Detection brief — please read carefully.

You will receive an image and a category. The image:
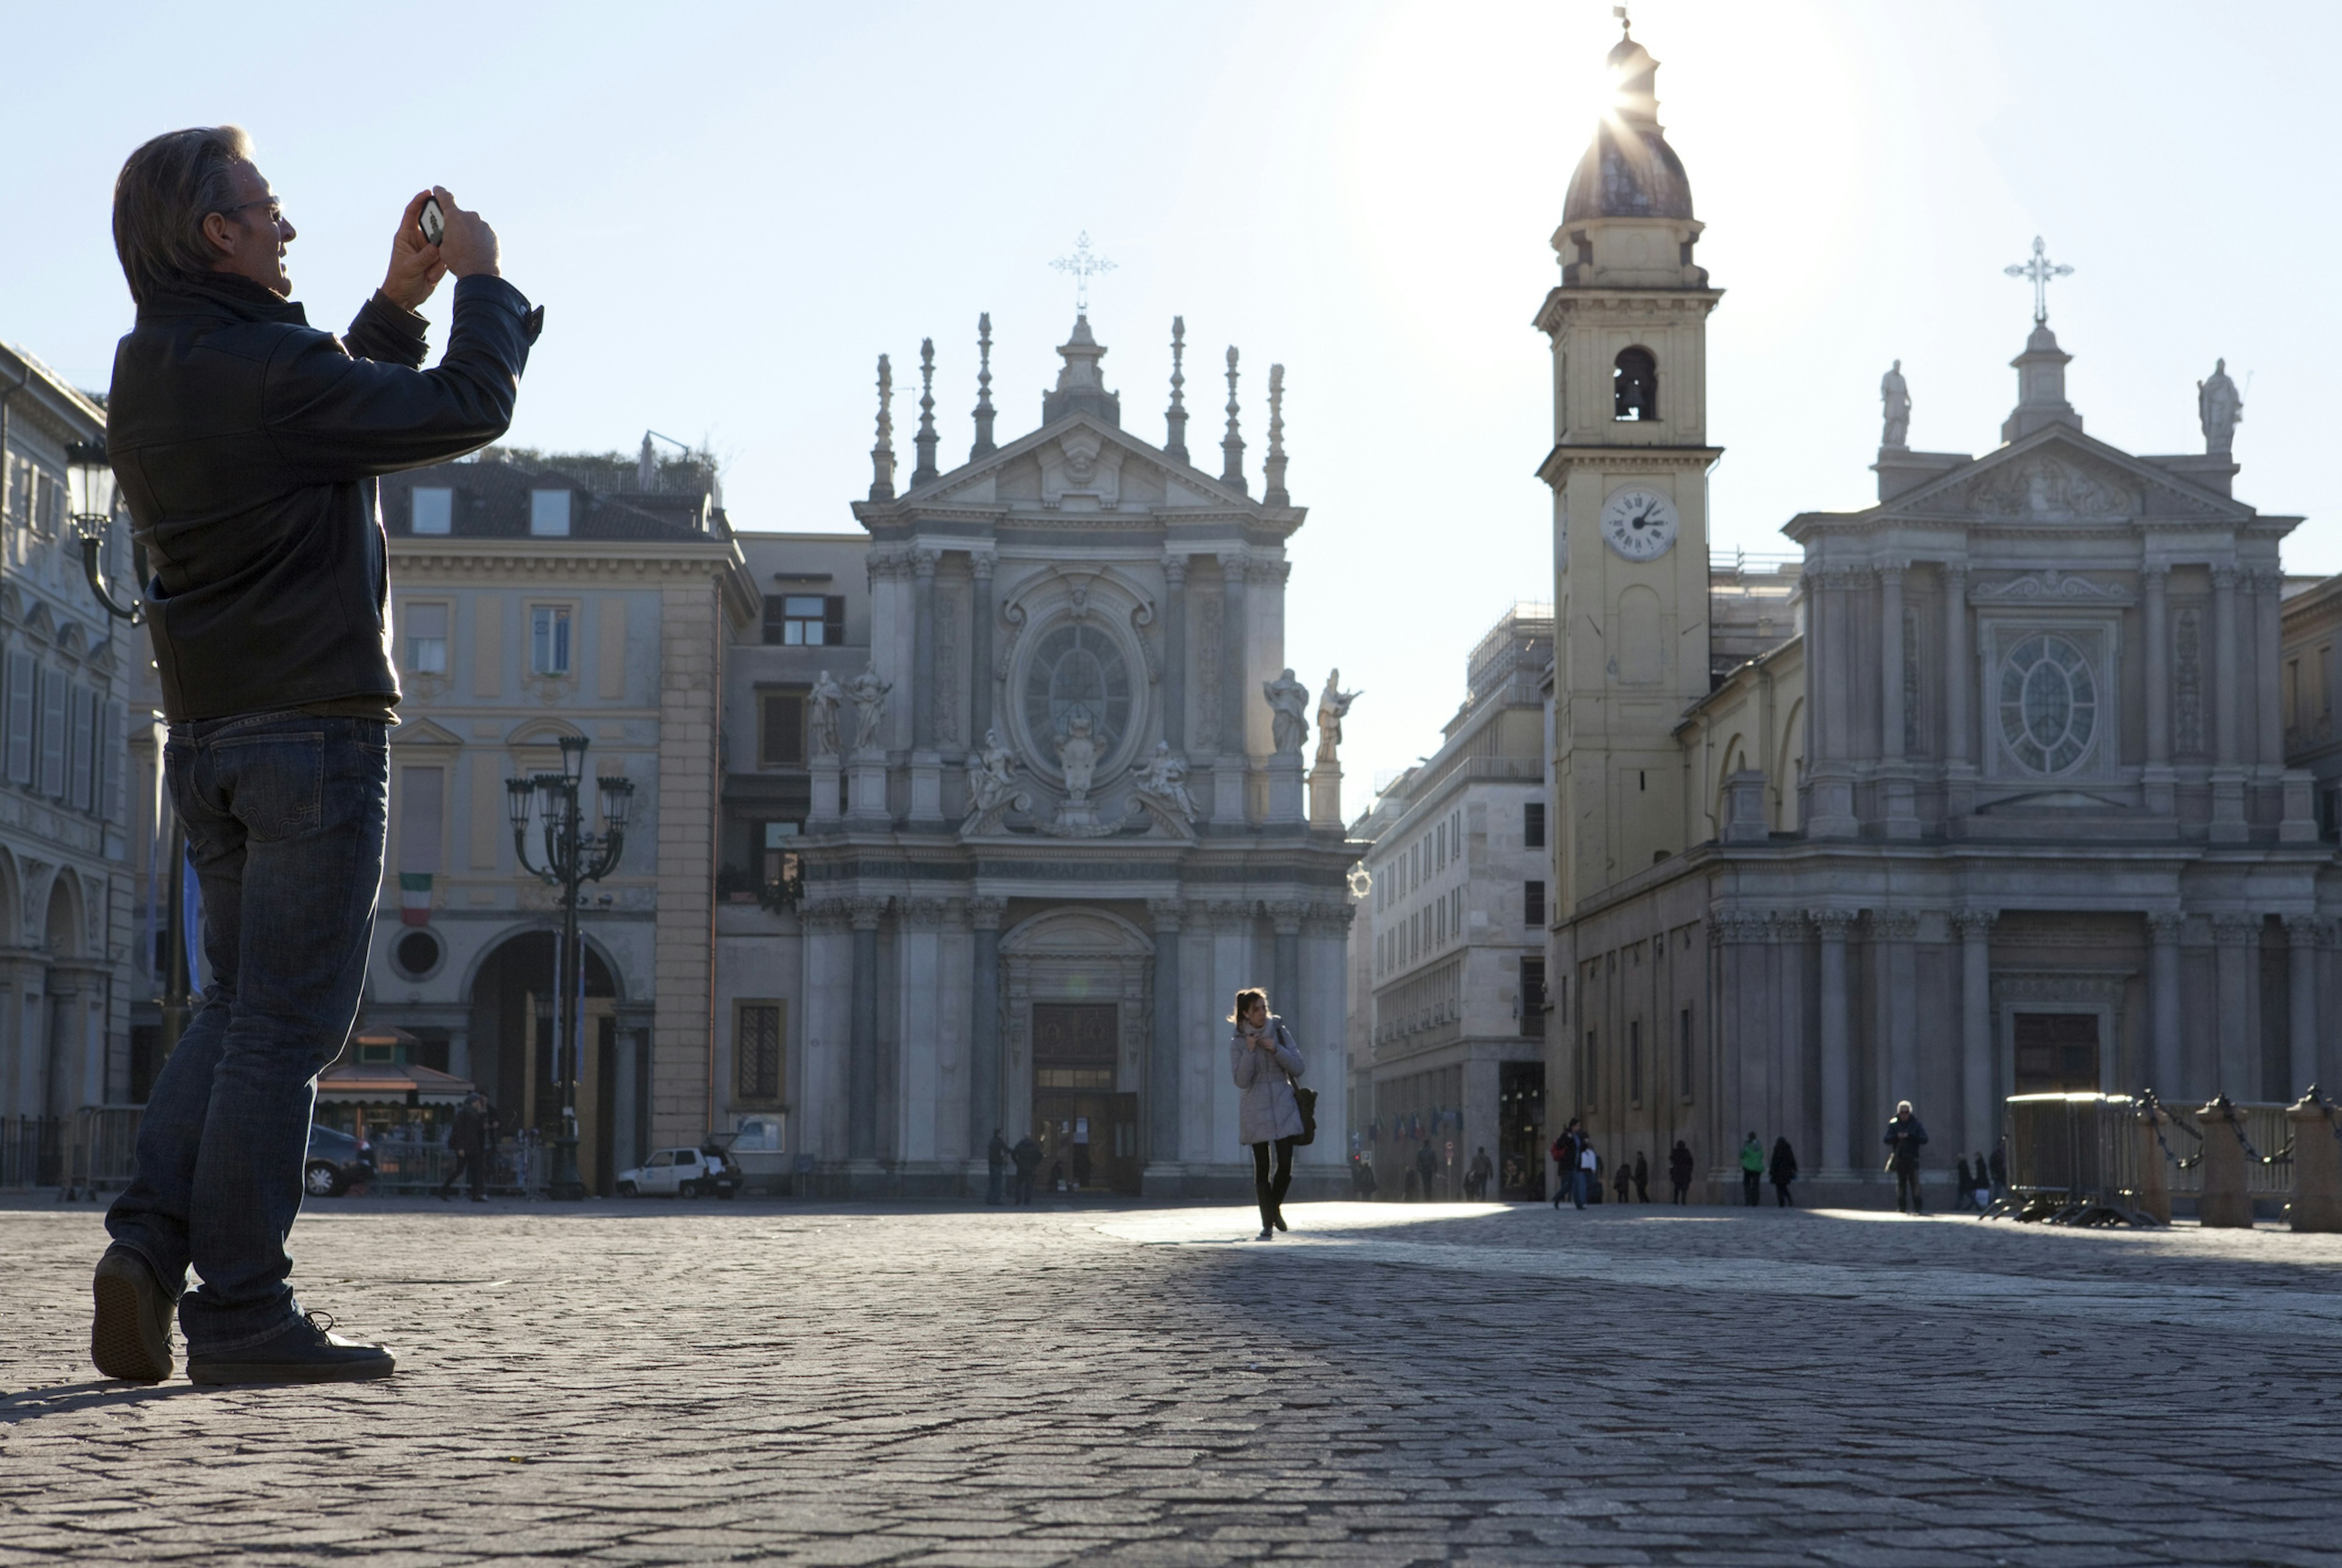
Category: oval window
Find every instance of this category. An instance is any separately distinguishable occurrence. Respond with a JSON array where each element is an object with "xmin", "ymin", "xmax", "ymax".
[
  {"xmin": 1998, "ymin": 634, "xmax": 2097, "ymax": 774},
  {"xmin": 1022, "ymin": 621, "xmax": 1133, "ymax": 763}
]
